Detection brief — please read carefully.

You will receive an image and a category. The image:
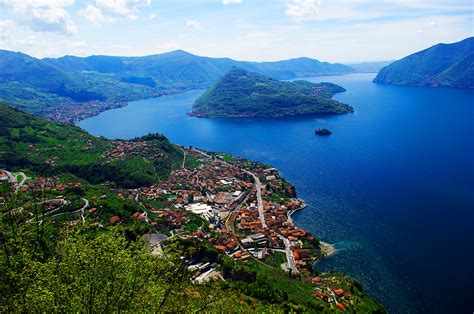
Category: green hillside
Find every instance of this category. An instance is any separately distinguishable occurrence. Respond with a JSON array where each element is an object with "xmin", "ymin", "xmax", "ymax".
[
  {"xmin": 373, "ymin": 37, "xmax": 474, "ymax": 88},
  {"xmin": 192, "ymin": 67, "xmax": 353, "ymax": 118},
  {"xmin": 0, "ymin": 105, "xmax": 182, "ymax": 188}
]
